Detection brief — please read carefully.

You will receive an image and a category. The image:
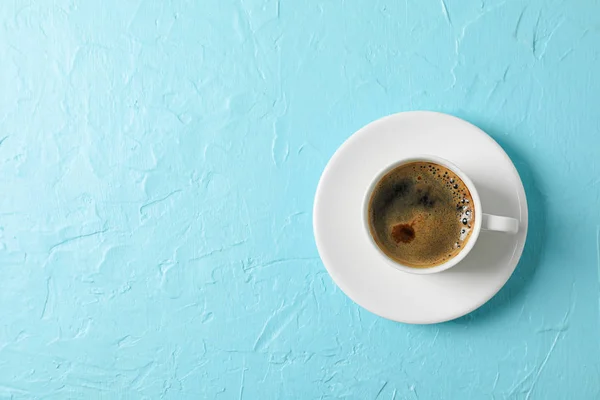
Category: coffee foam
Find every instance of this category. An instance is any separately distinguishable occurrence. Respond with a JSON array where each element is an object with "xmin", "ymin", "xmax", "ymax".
[{"xmin": 368, "ymin": 162, "xmax": 475, "ymax": 268}]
